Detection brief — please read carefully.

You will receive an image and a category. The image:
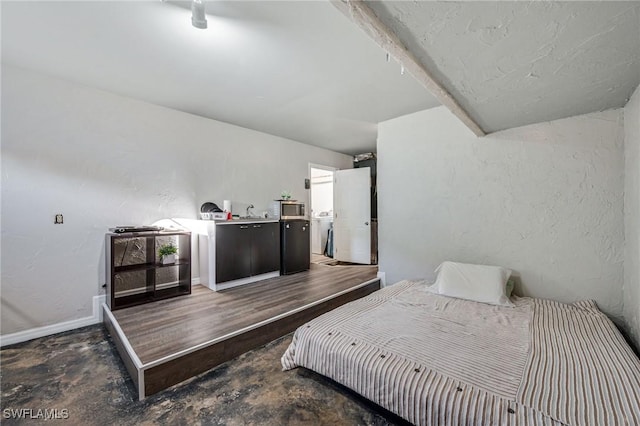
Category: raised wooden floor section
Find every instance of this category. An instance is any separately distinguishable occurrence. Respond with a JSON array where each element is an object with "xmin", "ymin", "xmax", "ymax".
[{"xmin": 103, "ymin": 263, "xmax": 380, "ymax": 399}]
